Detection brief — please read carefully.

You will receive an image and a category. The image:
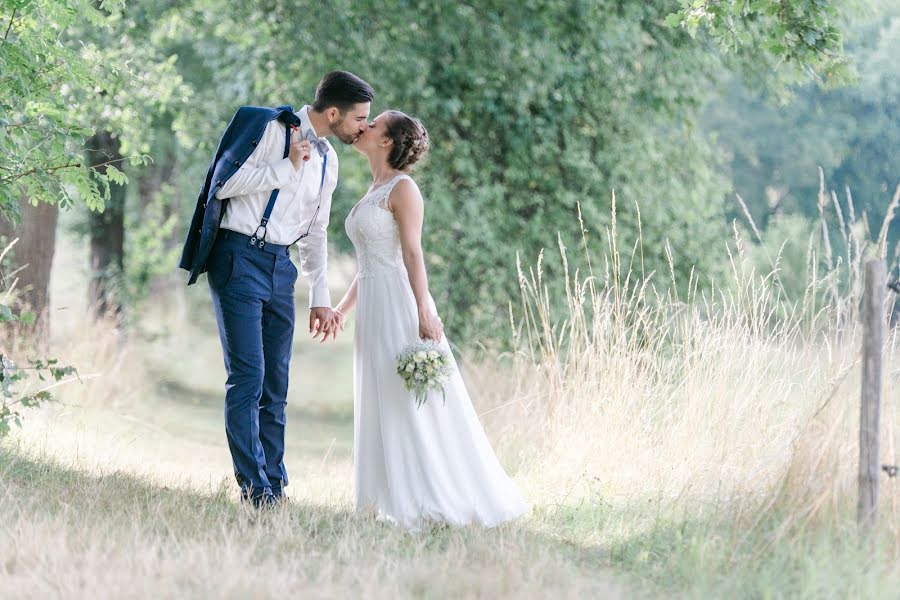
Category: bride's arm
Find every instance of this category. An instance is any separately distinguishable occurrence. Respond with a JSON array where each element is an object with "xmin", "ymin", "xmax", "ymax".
[
  {"xmin": 335, "ymin": 275, "xmax": 359, "ymax": 320},
  {"xmin": 391, "ymin": 179, "xmax": 444, "ymax": 341}
]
